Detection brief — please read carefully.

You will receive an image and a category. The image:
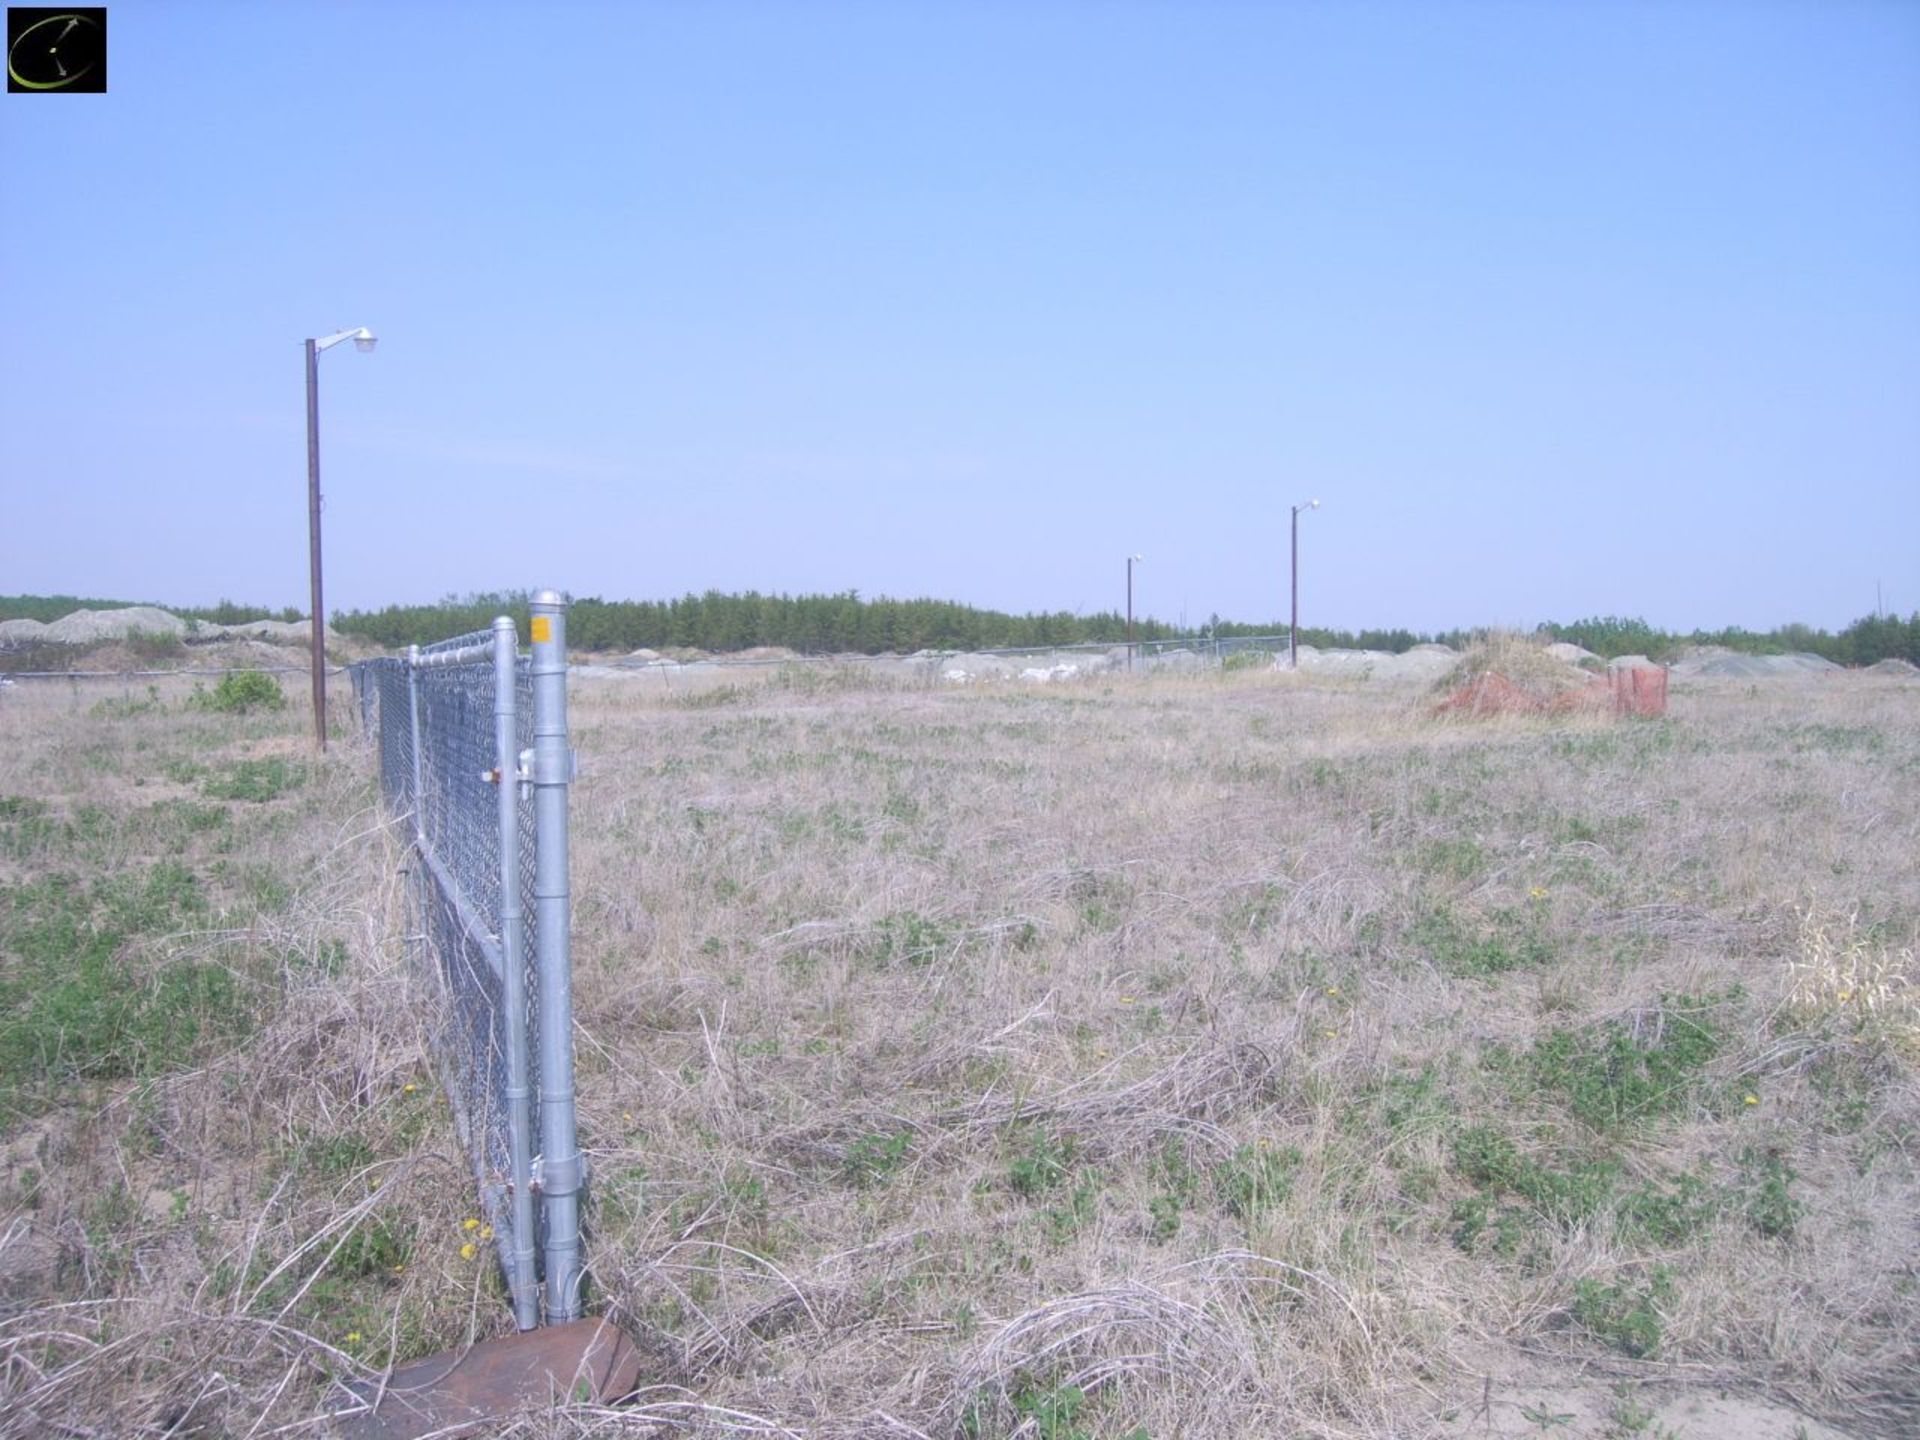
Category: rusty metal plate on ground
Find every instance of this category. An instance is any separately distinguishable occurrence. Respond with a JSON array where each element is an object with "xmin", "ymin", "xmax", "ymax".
[{"xmin": 329, "ymin": 1317, "xmax": 643, "ymax": 1438}]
